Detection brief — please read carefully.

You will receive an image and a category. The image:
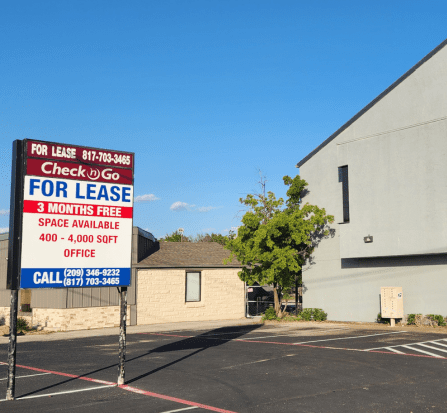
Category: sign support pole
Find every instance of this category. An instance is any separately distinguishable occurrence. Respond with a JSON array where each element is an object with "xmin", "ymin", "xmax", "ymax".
[
  {"xmin": 6, "ymin": 140, "xmax": 25, "ymax": 401},
  {"xmin": 118, "ymin": 286, "xmax": 127, "ymax": 385},
  {"xmin": 6, "ymin": 290, "xmax": 19, "ymax": 400}
]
